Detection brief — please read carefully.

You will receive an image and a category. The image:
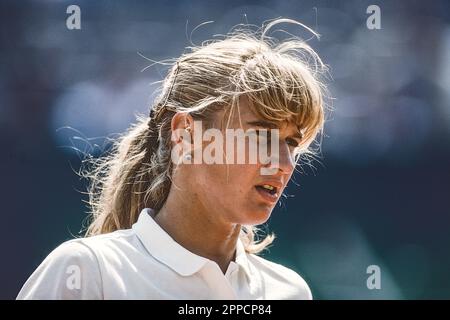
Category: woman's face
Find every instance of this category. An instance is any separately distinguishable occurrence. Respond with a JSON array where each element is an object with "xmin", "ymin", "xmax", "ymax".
[{"xmin": 175, "ymin": 100, "xmax": 303, "ymax": 226}]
